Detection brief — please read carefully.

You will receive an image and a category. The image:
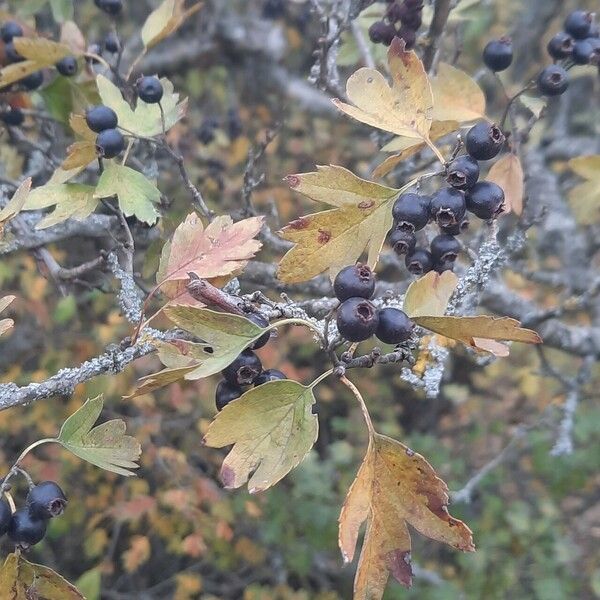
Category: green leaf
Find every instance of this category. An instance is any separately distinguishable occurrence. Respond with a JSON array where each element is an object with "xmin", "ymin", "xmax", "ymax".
[
  {"xmin": 75, "ymin": 568, "xmax": 101, "ymax": 600},
  {"xmin": 57, "ymin": 395, "xmax": 141, "ymax": 476},
  {"xmin": 203, "ymin": 380, "xmax": 319, "ymax": 492},
  {"xmin": 94, "ymin": 162, "xmax": 161, "ymax": 225},
  {"xmin": 49, "ymin": 0, "xmax": 74, "ymax": 21},
  {"xmin": 96, "ymin": 74, "xmax": 187, "ymax": 137}
]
